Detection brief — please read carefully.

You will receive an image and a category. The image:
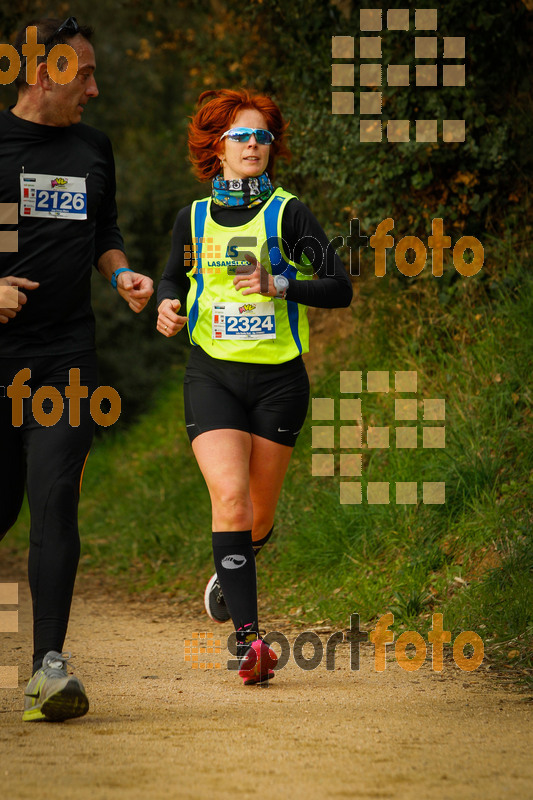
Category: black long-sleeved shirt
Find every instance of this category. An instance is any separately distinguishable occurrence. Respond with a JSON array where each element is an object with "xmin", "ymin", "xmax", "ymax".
[
  {"xmin": 0, "ymin": 109, "xmax": 124, "ymax": 356},
  {"xmin": 157, "ymin": 197, "xmax": 353, "ymax": 310}
]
